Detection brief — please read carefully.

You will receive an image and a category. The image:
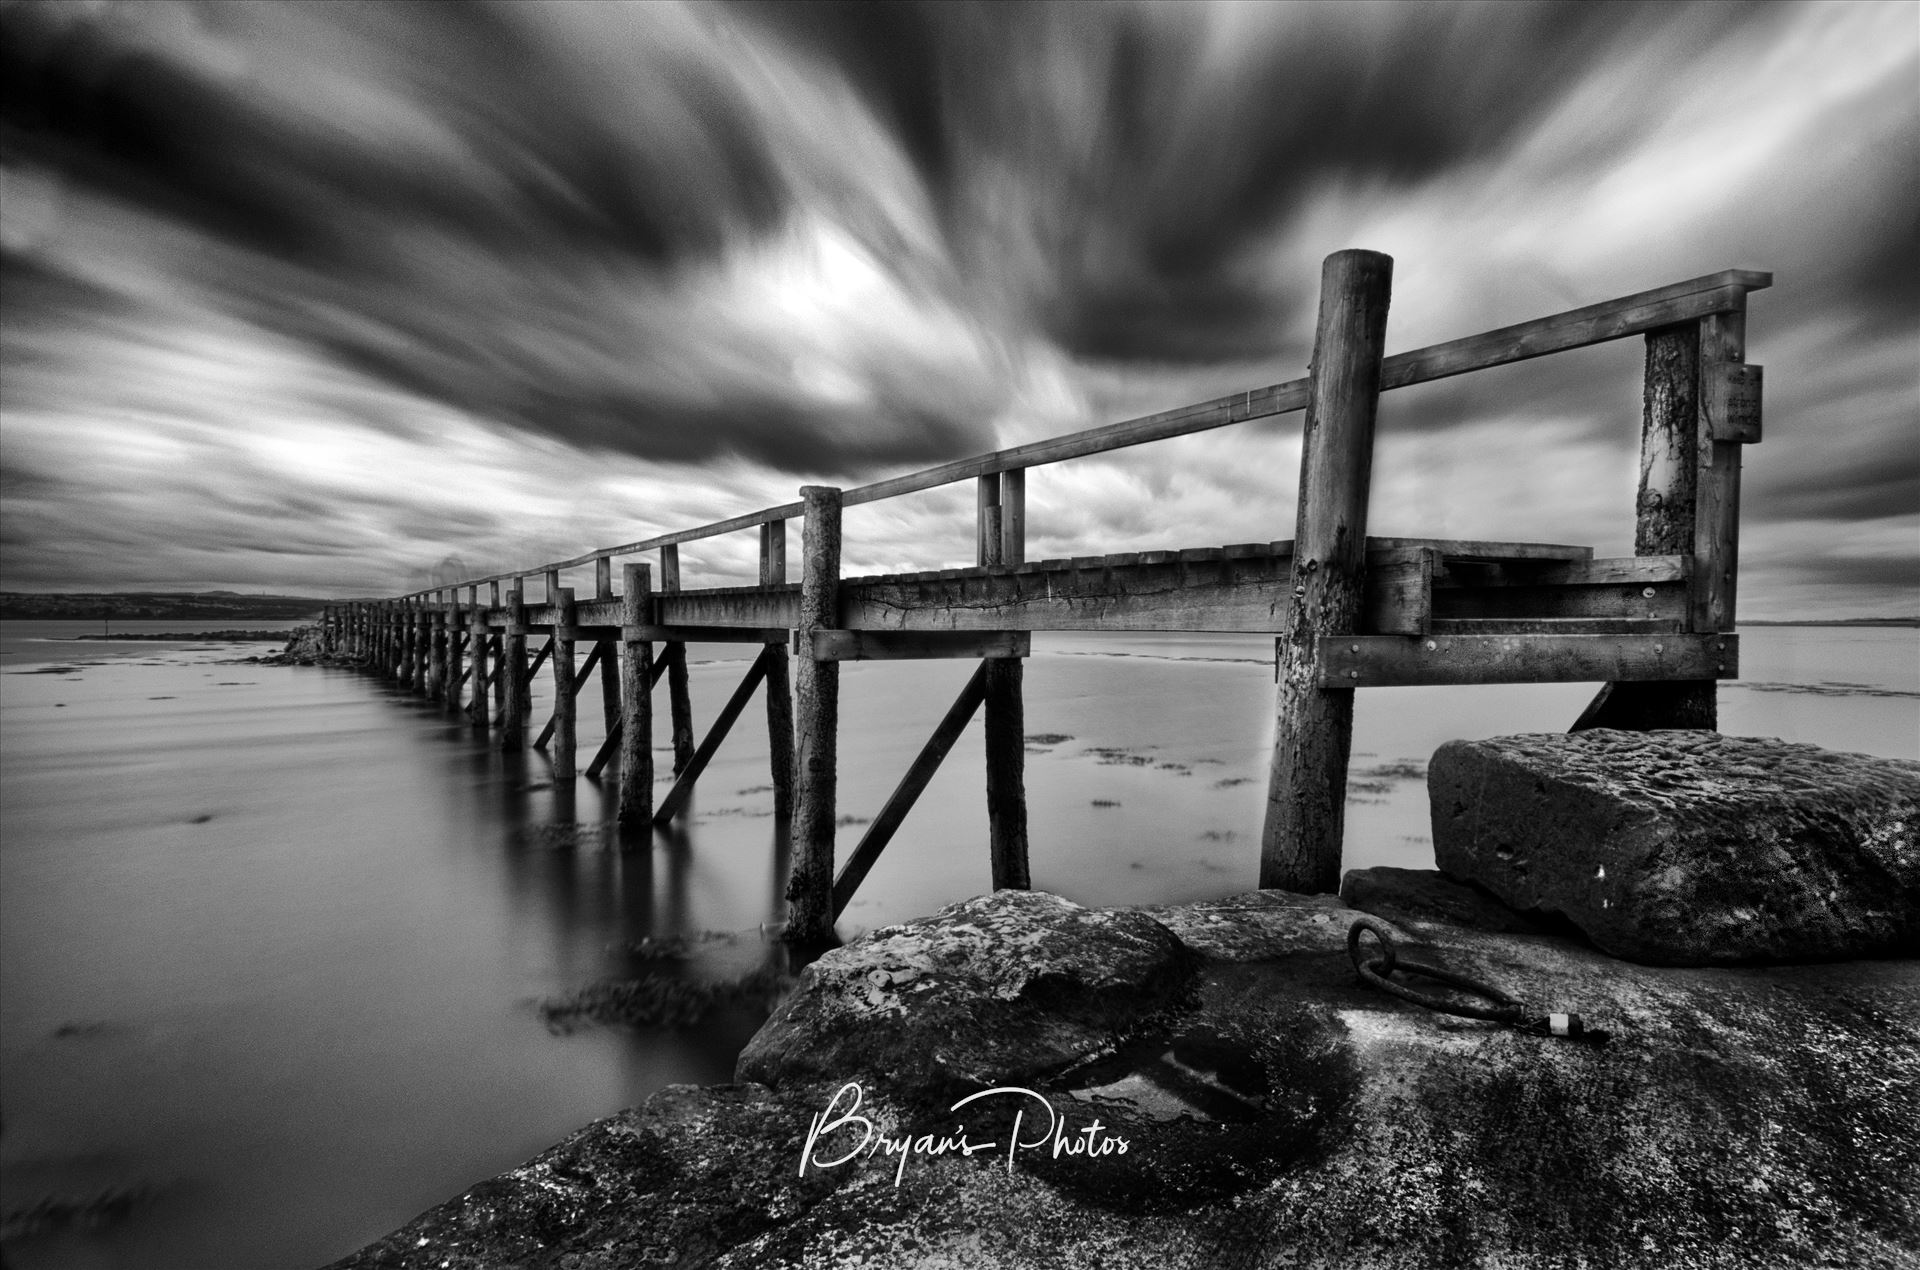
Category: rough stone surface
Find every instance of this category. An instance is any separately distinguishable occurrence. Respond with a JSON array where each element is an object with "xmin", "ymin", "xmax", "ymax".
[
  {"xmin": 1431, "ymin": 730, "xmax": 1920, "ymax": 965},
  {"xmin": 736, "ymin": 890, "xmax": 1199, "ymax": 1104},
  {"xmin": 1340, "ymin": 865, "xmax": 1552, "ymax": 936},
  {"xmin": 330, "ymin": 887, "xmax": 1920, "ymax": 1270}
]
